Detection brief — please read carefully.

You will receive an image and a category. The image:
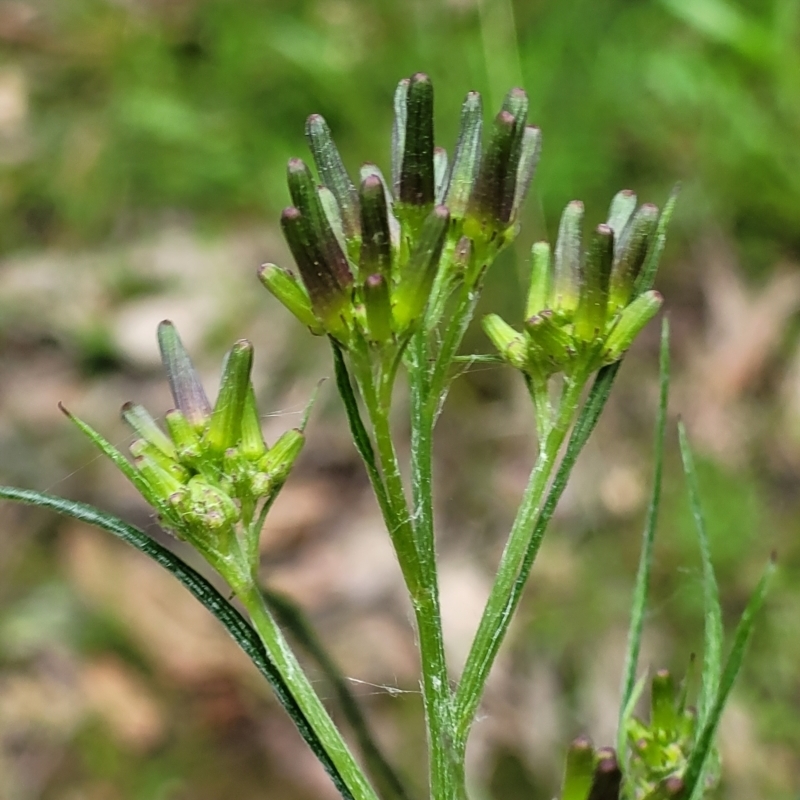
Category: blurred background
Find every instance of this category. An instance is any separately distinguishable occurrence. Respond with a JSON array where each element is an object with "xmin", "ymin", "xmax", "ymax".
[{"xmin": 0, "ymin": 0, "xmax": 799, "ymax": 798}]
